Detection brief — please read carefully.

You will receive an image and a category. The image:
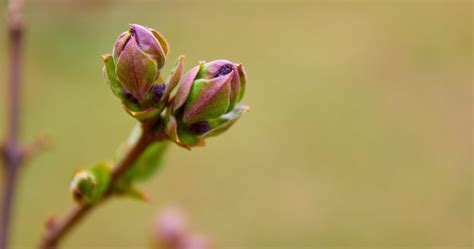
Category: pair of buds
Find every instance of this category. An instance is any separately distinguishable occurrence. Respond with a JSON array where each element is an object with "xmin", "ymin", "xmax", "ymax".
[{"xmin": 102, "ymin": 24, "xmax": 249, "ymax": 148}]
